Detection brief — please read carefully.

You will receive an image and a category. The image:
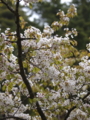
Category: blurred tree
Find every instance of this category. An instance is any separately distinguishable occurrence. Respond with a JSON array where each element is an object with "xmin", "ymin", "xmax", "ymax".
[
  {"xmin": 33, "ymin": 0, "xmax": 64, "ymax": 25},
  {"xmin": 69, "ymin": 0, "xmax": 90, "ymax": 49},
  {"xmin": 0, "ymin": 2, "xmax": 38, "ymax": 32},
  {"xmin": 0, "ymin": 3, "xmax": 15, "ymax": 31},
  {"xmin": 0, "ymin": 0, "xmax": 71, "ymax": 36},
  {"xmin": 32, "ymin": 0, "xmax": 68, "ymax": 34}
]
